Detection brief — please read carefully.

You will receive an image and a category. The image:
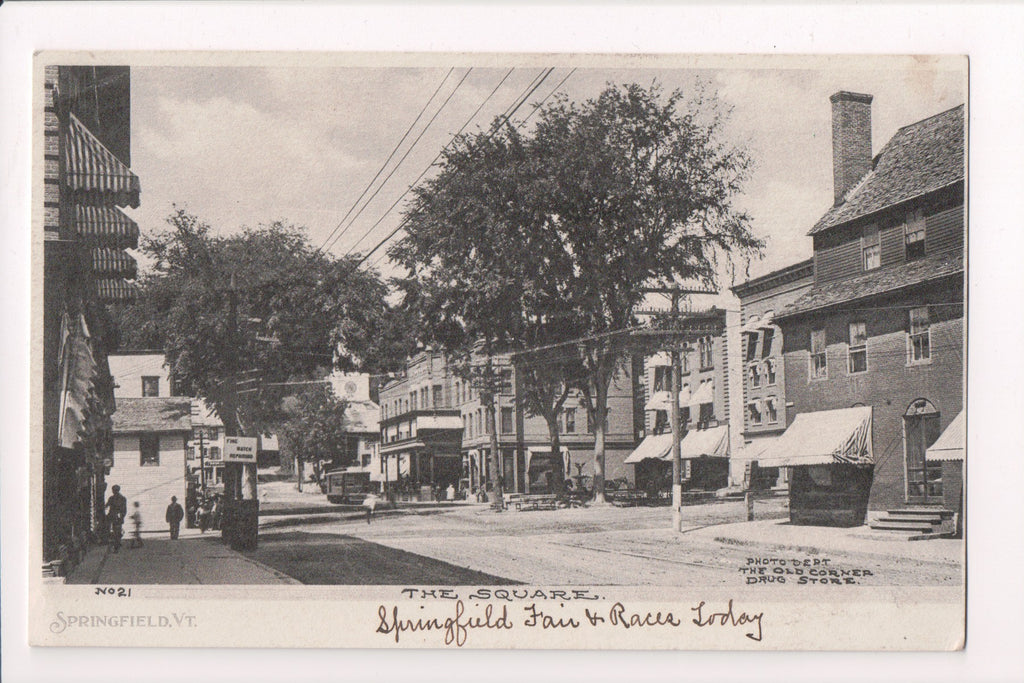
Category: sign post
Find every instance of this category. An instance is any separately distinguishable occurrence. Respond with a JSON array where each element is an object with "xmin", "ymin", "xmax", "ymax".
[{"xmin": 221, "ymin": 436, "xmax": 259, "ymax": 550}]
